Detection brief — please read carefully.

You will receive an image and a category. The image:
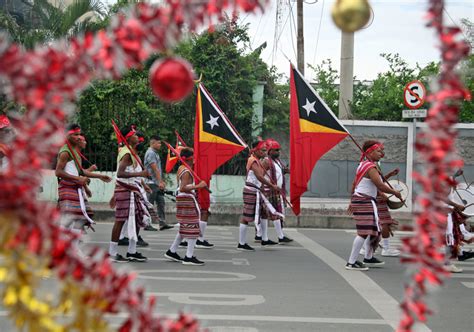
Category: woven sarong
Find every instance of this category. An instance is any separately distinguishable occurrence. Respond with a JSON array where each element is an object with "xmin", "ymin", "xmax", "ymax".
[
  {"xmin": 376, "ymin": 196, "xmax": 398, "ymax": 226},
  {"xmin": 114, "ymin": 182, "xmax": 146, "ymax": 228},
  {"xmin": 58, "ymin": 179, "xmax": 94, "ymax": 224},
  {"xmin": 242, "ymin": 186, "xmax": 268, "ymax": 224},
  {"xmin": 350, "ymin": 194, "xmax": 380, "ymax": 238},
  {"xmin": 176, "ymin": 194, "xmax": 200, "ymax": 239}
]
